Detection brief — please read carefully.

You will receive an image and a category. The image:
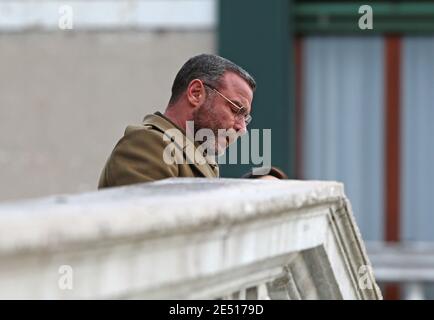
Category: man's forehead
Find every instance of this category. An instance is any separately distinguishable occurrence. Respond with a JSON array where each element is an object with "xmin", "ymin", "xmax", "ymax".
[
  {"xmin": 221, "ymin": 72, "xmax": 253, "ymax": 93},
  {"xmin": 220, "ymin": 72, "xmax": 254, "ymax": 107}
]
